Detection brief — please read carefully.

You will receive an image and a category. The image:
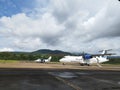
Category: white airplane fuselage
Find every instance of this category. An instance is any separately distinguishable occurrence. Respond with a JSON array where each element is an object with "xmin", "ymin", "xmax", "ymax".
[
  {"xmin": 59, "ymin": 56, "xmax": 83, "ymax": 63},
  {"xmin": 59, "ymin": 56, "xmax": 109, "ymax": 65},
  {"xmin": 89, "ymin": 56, "xmax": 109, "ymax": 63}
]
